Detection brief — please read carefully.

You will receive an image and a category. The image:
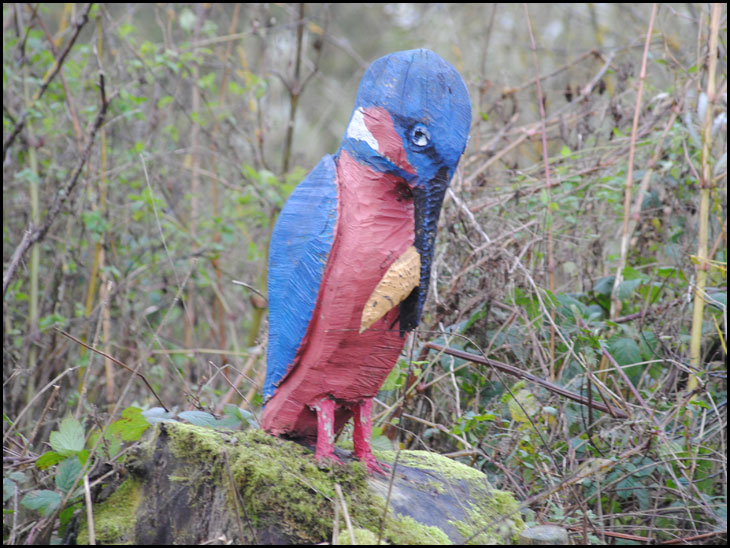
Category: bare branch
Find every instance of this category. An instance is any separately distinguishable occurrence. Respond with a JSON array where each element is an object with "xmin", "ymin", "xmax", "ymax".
[
  {"xmin": 3, "ymin": 71, "xmax": 111, "ymax": 296},
  {"xmin": 2, "ymin": 3, "xmax": 93, "ymax": 158}
]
